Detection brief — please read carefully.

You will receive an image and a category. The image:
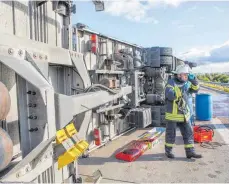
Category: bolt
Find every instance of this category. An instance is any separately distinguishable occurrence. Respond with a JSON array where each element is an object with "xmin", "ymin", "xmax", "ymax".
[
  {"xmin": 45, "ymin": 55, "xmax": 48, "ymax": 60},
  {"xmin": 16, "ymin": 173, "xmax": 20, "ymax": 178},
  {"xmin": 18, "ymin": 50, "xmax": 23, "ymax": 56},
  {"xmin": 29, "ymin": 127, "xmax": 38, "ymax": 132},
  {"xmin": 8, "ymin": 48, "xmax": 14, "ymax": 55},
  {"xmin": 27, "ymin": 91, "xmax": 32, "ymax": 94},
  {"xmin": 28, "ymin": 115, "xmax": 33, "ymax": 119},
  {"xmin": 32, "ymin": 91, "xmax": 36, "ymax": 95},
  {"xmin": 39, "ymin": 55, "xmax": 43, "ymax": 59},
  {"xmin": 28, "ymin": 115, "xmax": 37, "ymax": 120},
  {"xmin": 33, "ymin": 53, "xmax": 37, "ymax": 59}
]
